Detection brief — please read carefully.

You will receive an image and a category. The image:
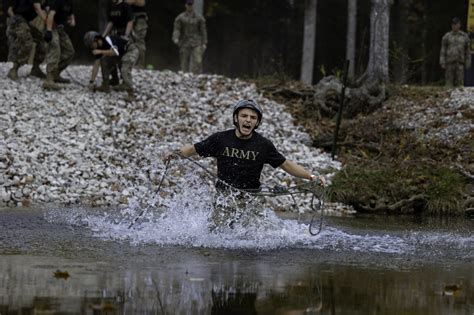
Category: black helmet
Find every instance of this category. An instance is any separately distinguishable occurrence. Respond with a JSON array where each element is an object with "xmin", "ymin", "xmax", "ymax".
[
  {"xmin": 83, "ymin": 31, "xmax": 100, "ymax": 48},
  {"xmin": 232, "ymin": 99, "xmax": 263, "ymax": 129}
]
